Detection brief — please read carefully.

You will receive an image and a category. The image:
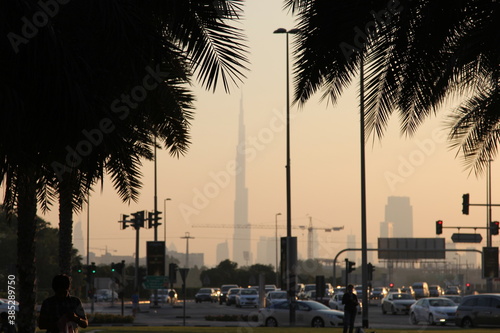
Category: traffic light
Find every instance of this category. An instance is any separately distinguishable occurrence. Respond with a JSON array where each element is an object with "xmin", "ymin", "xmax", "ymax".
[
  {"xmin": 389, "ymin": 283, "xmax": 394, "ymax": 288},
  {"xmin": 347, "ymin": 261, "xmax": 356, "ymax": 273},
  {"xmin": 85, "ymin": 265, "xmax": 92, "ymax": 283},
  {"xmin": 147, "ymin": 211, "xmax": 163, "ymax": 228},
  {"xmin": 111, "ymin": 262, "xmax": 116, "ymax": 272},
  {"xmin": 462, "ymin": 193, "xmax": 469, "ymax": 215},
  {"xmin": 115, "ymin": 260, "xmax": 125, "ymax": 274},
  {"xmin": 367, "ymin": 263, "xmax": 375, "ymax": 280},
  {"xmin": 436, "ymin": 220, "xmax": 443, "ymax": 235},
  {"xmin": 131, "ymin": 211, "xmax": 145, "ymax": 228},
  {"xmin": 491, "ymin": 221, "xmax": 499, "ymax": 235},
  {"xmin": 147, "ymin": 212, "xmax": 154, "ymax": 228},
  {"xmin": 169, "ymin": 263, "xmax": 178, "ymax": 284},
  {"xmin": 466, "ymin": 283, "xmax": 471, "ymax": 291},
  {"xmin": 155, "ymin": 210, "xmax": 162, "ymax": 225},
  {"xmin": 120, "ymin": 214, "xmax": 129, "ymax": 229},
  {"xmin": 76, "ymin": 265, "xmax": 83, "ymax": 273}
]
